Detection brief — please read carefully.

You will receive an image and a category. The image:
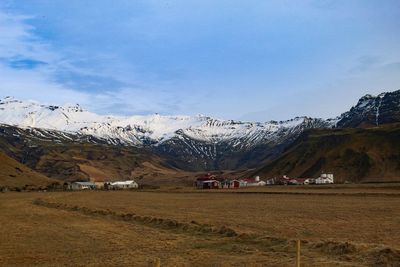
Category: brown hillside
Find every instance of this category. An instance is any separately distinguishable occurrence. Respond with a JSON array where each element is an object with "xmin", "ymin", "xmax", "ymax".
[
  {"xmin": 252, "ymin": 123, "xmax": 400, "ymax": 182},
  {"xmin": 0, "ymin": 152, "xmax": 57, "ymax": 189},
  {"xmin": 23, "ymin": 144, "xmax": 193, "ymax": 185}
]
